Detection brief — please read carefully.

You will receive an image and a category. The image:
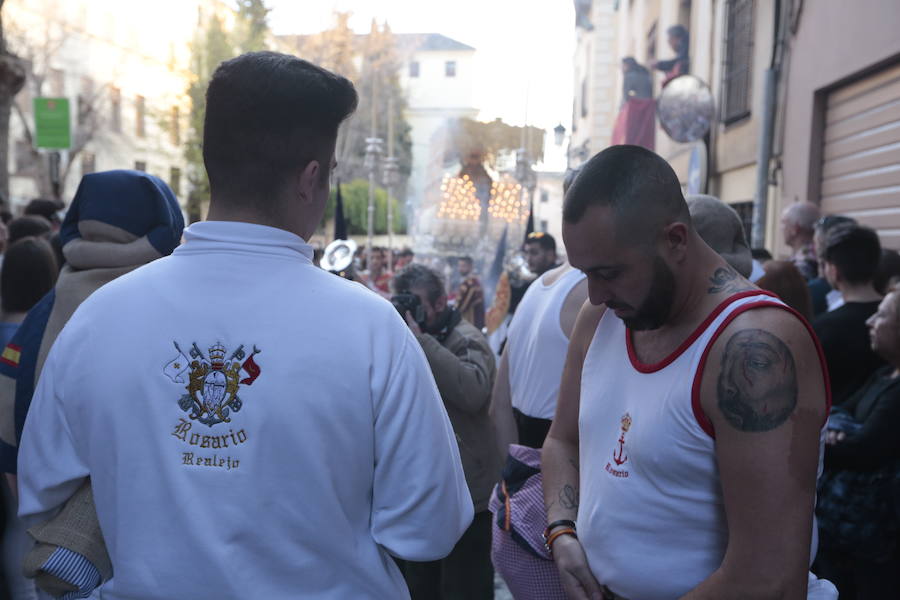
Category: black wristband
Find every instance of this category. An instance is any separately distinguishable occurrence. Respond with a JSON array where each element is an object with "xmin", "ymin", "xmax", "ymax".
[{"xmin": 544, "ymin": 519, "xmax": 576, "ymax": 537}]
